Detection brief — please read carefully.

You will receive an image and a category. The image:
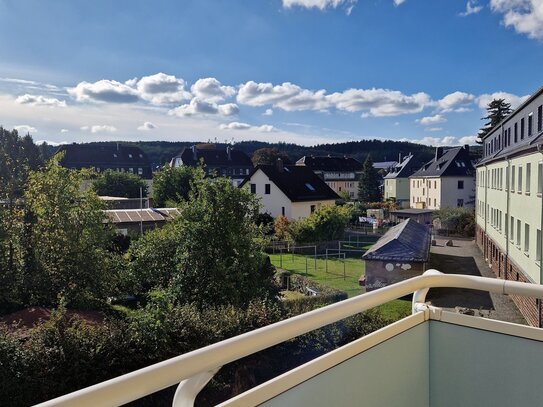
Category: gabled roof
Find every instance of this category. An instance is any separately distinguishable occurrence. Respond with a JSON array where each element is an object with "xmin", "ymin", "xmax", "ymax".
[
  {"xmin": 240, "ymin": 164, "xmax": 340, "ymax": 202},
  {"xmin": 373, "ymin": 161, "xmax": 398, "ymax": 170},
  {"xmin": 384, "ymin": 154, "xmax": 421, "ymax": 179},
  {"xmin": 410, "ymin": 146, "xmax": 475, "ymax": 178},
  {"xmin": 296, "ymin": 155, "xmax": 363, "ymax": 172},
  {"xmin": 58, "ymin": 143, "xmax": 151, "ymax": 169},
  {"xmin": 174, "ymin": 145, "xmax": 252, "ymax": 167},
  {"xmin": 362, "ymin": 219, "xmax": 430, "ymax": 262}
]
